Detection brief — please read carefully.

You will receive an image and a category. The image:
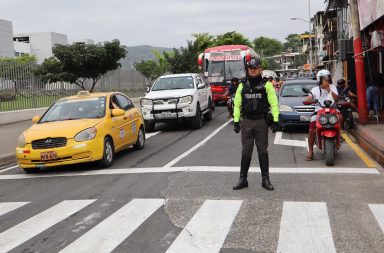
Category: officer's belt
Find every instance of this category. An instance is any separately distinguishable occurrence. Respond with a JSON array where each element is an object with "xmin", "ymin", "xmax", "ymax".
[{"xmin": 243, "ymin": 114, "xmax": 265, "ymax": 120}]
